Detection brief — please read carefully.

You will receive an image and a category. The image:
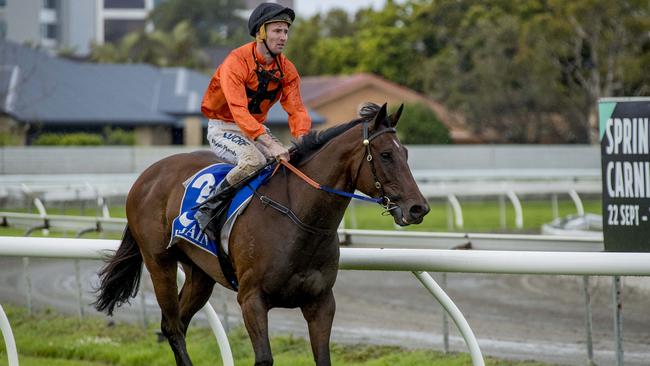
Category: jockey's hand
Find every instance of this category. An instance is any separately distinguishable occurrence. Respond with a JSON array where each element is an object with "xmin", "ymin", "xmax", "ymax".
[{"xmin": 257, "ymin": 133, "xmax": 290, "ymax": 162}]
